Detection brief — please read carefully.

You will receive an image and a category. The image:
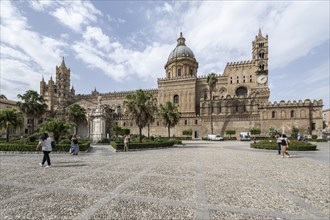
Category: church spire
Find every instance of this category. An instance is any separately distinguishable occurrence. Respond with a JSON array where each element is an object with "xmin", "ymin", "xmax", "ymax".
[
  {"xmin": 60, "ymin": 57, "xmax": 66, "ymax": 68},
  {"xmin": 258, "ymin": 28, "xmax": 263, "ymax": 38}
]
